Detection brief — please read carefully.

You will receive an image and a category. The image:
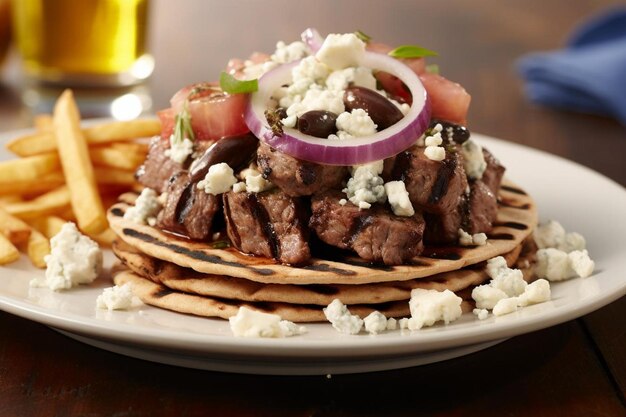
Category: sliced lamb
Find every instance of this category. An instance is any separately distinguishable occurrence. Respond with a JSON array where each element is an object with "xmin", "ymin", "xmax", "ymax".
[
  {"xmin": 383, "ymin": 144, "xmax": 468, "ymax": 215},
  {"xmin": 309, "ymin": 190, "xmax": 425, "ymax": 265},
  {"xmin": 223, "ymin": 189, "xmax": 311, "ymax": 265},
  {"xmin": 256, "ymin": 142, "xmax": 348, "ymax": 197},
  {"xmin": 481, "ymin": 148, "xmax": 506, "ymax": 195},
  {"xmin": 156, "ymin": 171, "xmax": 220, "ymax": 240}
]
